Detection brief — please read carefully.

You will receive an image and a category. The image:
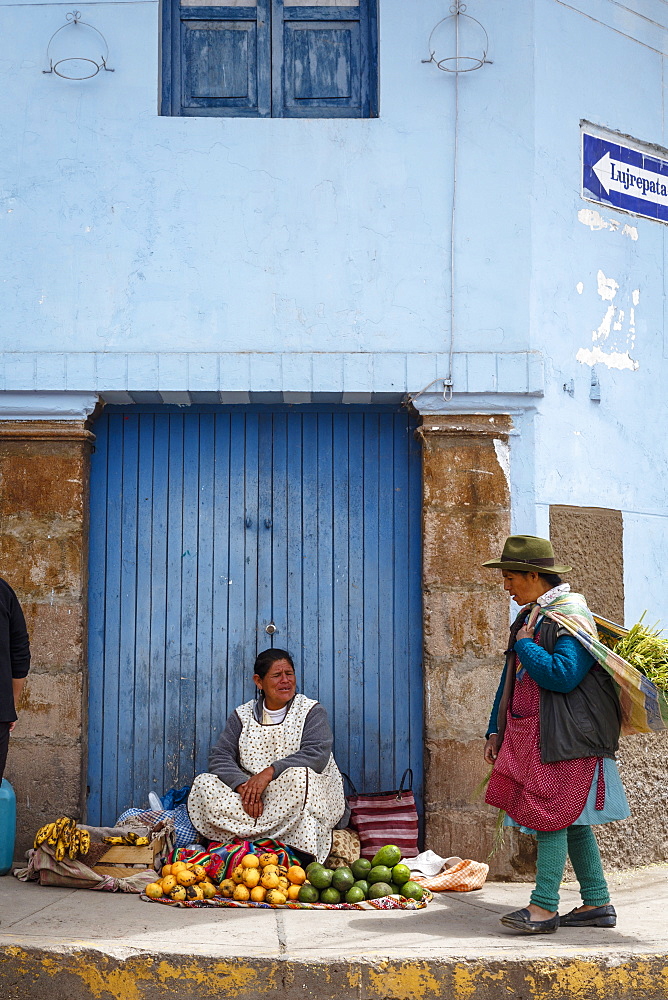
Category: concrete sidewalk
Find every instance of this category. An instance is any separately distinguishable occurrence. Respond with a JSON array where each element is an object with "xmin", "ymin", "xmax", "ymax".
[{"xmin": 0, "ymin": 865, "xmax": 666, "ymax": 1000}]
